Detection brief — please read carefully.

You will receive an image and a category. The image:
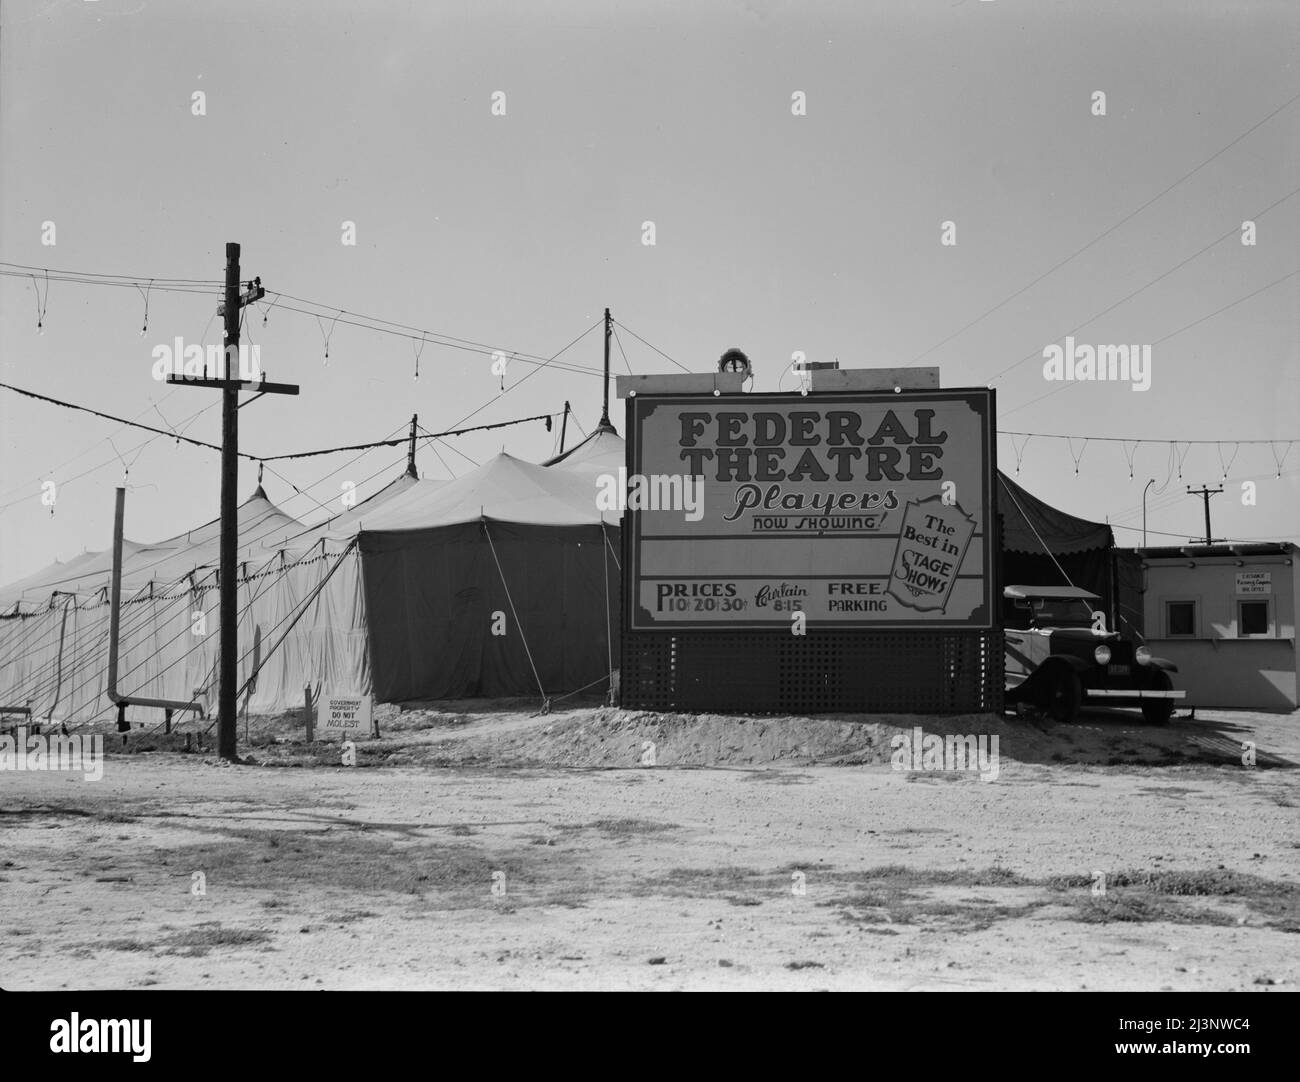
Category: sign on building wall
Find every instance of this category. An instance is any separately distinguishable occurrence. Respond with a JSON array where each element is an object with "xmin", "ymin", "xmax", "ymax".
[
  {"xmin": 626, "ymin": 389, "xmax": 995, "ymax": 630},
  {"xmin": 318, "ymin": 695, "xmax": 374, "ymax": 740},
  {"xmin": 1235, "ymin": 571, "xmax": 1272, "ymax": 595}
]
